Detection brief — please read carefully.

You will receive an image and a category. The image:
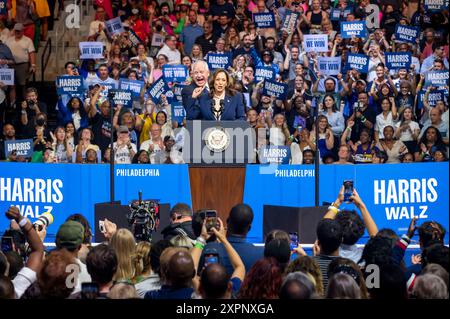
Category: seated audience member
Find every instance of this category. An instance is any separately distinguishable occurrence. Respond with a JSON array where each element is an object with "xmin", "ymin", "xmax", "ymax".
[
  {"xmin": 326, "ymin": 273, "xmax": 362, "ymax": 299},
  {"xmin": 327, "ymin": 257, "xmax": 368, "ymax": 299},
  {"xmin": 285, "ymin": 256, "xmax": 324, "ymax": 297},
  {"xmin": 107, "ymin": 283, "xmax": 138, "ymax": 299},
  {"xmin": 161, "ymin": 203, "xmax": 196, "ymax": 241},
  {"xmin": 411, "ymin": 274, "xmax": 448, "ymax": 299},
  {"xmin": 375, "ymin": 126, "xmax": 408, "ymax": 163},
  {"xmin": 153, "ymin": 135, "xmax": 184, "ymax": 164},
  {"xmin": 279, "ymin": 272, "xmax": 317, "ymax": 299}
]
